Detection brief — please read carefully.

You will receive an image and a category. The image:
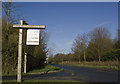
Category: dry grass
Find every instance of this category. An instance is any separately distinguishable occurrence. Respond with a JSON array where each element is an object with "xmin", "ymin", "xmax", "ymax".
[
  {"xmin": 83, "ymin": 61, "xmax": 118, "ymax": 66},
  {"xmin": 62, "ymin": 61, "xmax": 118, "ymax": 66},
  {"xmin": 61, "ymin": 61, "xmax": 119, "ymax": 71}
]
